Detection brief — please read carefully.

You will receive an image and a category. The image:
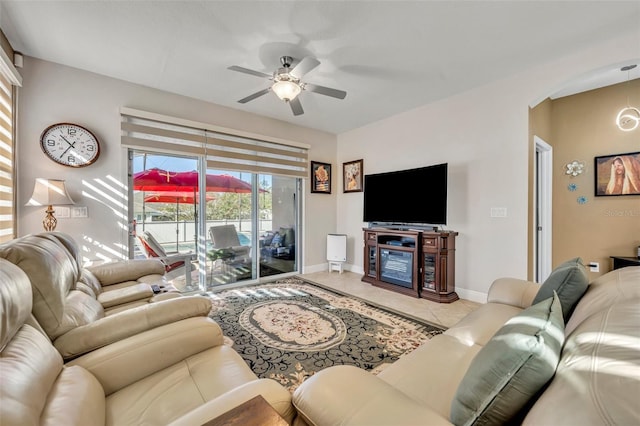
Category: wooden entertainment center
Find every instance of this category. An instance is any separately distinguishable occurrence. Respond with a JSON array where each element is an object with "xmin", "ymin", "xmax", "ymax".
[{"xmin": 362, "ymin": 227, "xmax": 458, "ymax": 303}]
